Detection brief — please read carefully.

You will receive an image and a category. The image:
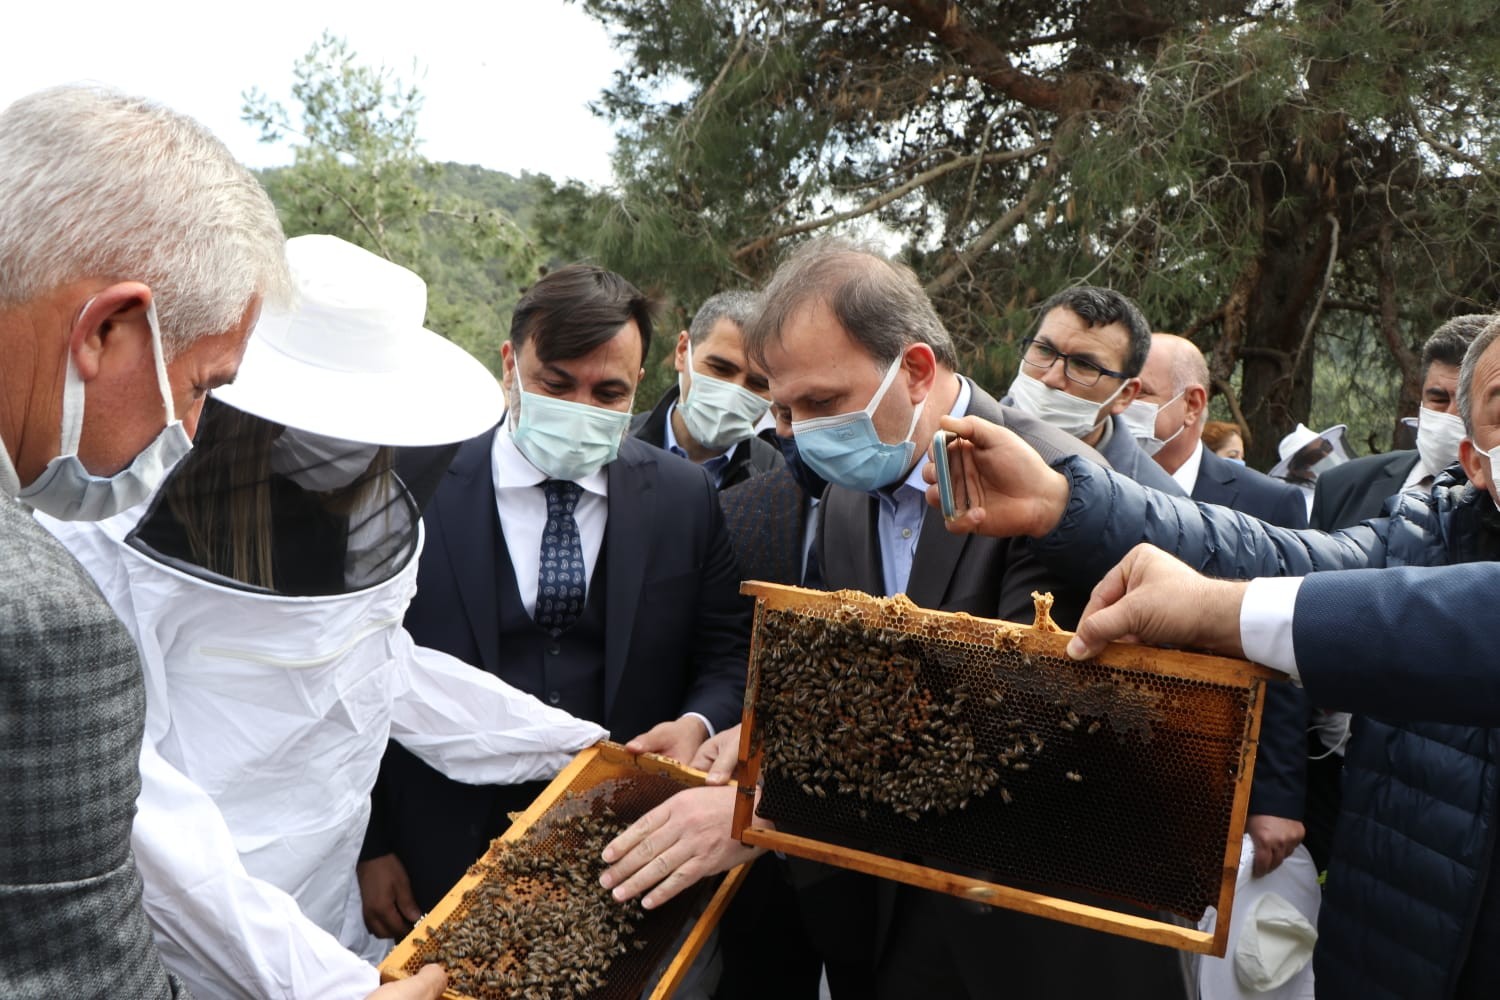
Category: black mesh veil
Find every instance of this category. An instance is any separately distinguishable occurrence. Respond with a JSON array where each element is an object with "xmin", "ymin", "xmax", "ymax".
[{"xmin": 128, "ymin": 397, "xmax": 459, "ymax": 597}]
